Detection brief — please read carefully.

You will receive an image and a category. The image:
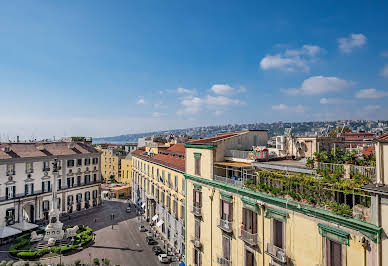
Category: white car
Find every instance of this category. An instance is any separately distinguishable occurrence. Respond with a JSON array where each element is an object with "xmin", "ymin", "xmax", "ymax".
[
  {"xmin": 157, "ymin": 254, "xmax": 170, "ymax": 263},
  {"xmin": 126, "ymin": 207, "xmax": 131, "ymax": 213}
]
